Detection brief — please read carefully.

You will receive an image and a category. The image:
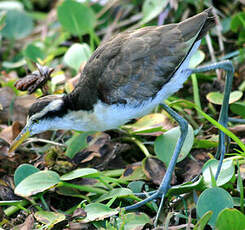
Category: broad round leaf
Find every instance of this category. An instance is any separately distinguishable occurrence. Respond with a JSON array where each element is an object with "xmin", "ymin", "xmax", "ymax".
[
  {"xmin": 154, "ymin": 124, "xmax": 194, "ymax": 166},
  {"xmin": 197, "ymin": 187, "xmax": 233, "ymax": 226},
  {"xmin": 14, "ymin": 164, "xmax": 40, "ymax": 186},
  {"xmin": 60, "ymin": 168, "xmax": 98, "ymax": 181},
  {"xmin": 1, "ymin": 10, "xmax": 33, "ymax": 39},
  {"xmin": 216, "ymin": 208, "xmax": 245, "ymax": 230},
  {"xmin": 81, "ymin": 203, "xmax": 118, "ymax": 223},
  {"xmin": 189, "ymin": 50, "xmax": 205, "ymax": 68},
  {"xmin": 140, "ymin": 0, "xmax": 168, "ymax": 25},
  {"xmin": 34, "ymin": 211, "xmax": 65, "ymax": 226},
  {"xmin": 206, "ymin": 91, "xmax": 243, "ymax": 105},
  {"xmin": 96, "ymin": 188, "xmax": 133, "ymax": 203},
  {"xmin": 117, "ymin": 213, "xmax": 152, "ymax": 230},
  {"xmin": 230, "ymin": 102, "xmax": 245, "ymax": 118},
  {"xmin": 63, "ymin": 43, "xmax": 92, "ymax": 72},
  {"xmin": 57, "ymin": 0, "xmax": 96, "ymax": 36},
  {"xmin": 202, "ymin": 159, "xmax": 234, "ymax": 187},
  {"xmin": 15, "ymin": 171, "xmax": 60, "ymax": 197}
]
